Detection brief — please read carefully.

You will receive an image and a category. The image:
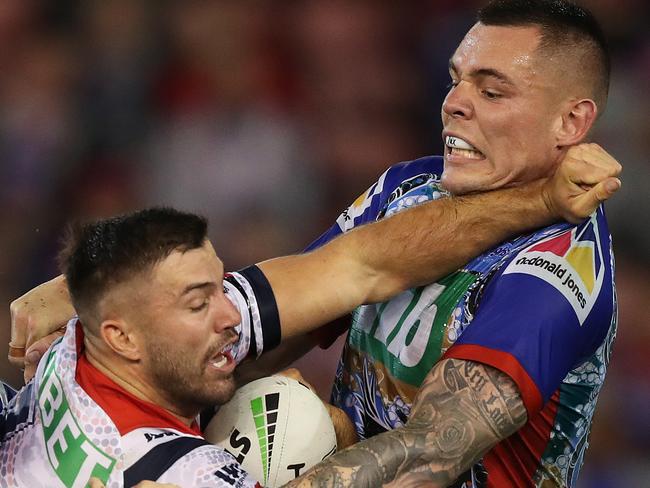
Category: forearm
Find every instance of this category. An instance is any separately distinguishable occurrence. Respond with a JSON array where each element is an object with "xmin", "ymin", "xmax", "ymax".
[
  {"xmin": 285, "ymin": 359, "xmax": 527, "ymax": 487},
  {"xmin": 260, "ymin": 180, "xmax": 555, "ymax": 339},
  {"xmin": 351, "ymin": 179, "xmax": 555, "ymax": 303}
]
